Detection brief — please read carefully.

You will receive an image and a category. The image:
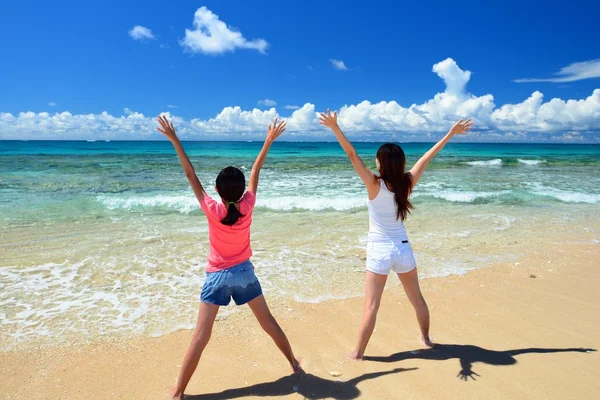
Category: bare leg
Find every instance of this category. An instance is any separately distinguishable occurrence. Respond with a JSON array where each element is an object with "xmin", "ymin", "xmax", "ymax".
[
  {"xmin": 170, "ymin": 302, "xmax": 220, "ymax": 399},
  {"xmin": 397, "ymin": 267, "xmax": 433, "ymax": 347},
  {"xmin": 348, "ymin": 271, "xmax": 388, "ymax": 359},
  {"xmin": 247, "ymin": 295, "xmax": 301, "ymax": 372}
]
